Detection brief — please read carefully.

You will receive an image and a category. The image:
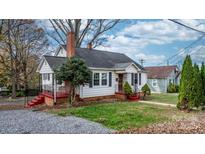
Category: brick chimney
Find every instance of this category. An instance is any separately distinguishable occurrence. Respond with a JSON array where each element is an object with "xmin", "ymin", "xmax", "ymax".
[
  {"xmin": 87, "ymin": 43, "xmax": 92, "ymax": 50},
  {"xmin": 67, "ymin": 32, "xmax": 75, "ymax": 57}
]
